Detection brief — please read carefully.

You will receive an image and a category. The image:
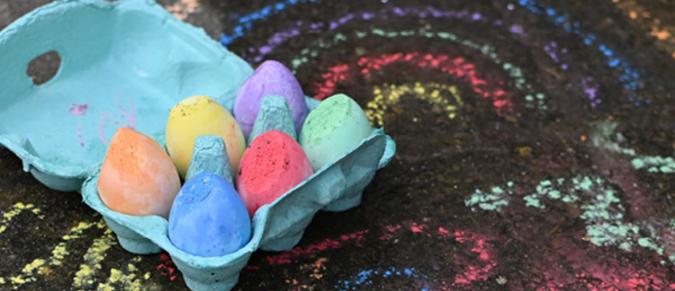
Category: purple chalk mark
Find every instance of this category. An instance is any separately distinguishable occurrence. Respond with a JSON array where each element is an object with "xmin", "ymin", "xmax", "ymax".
[
  {"xmin": 582, "ymin": 76, "xmax": 601, "ymax": 107},
  {"xmin": 69, "ymin": 104, "xmax": 88, "ymax": 116},
  {"xmin": 509, "ymin": 24, "xmax": 525, "ymax": 35},
  {"xmin": 544, "ymin": 41, "xmax": 561, "ymax": 64},
  {"xmin": 251, "ymin": 6, "xmax": 485, "ymax": 62},
  {"xmin": 471, "ymin": 12, "xmax": 482, "ymax": 20}
]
